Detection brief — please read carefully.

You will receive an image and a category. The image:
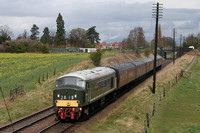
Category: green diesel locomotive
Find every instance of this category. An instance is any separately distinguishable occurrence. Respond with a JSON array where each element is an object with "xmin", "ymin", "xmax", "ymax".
[{"xmin": 53, "ymin": 56, "xmax": 164, "ymax": 121}]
